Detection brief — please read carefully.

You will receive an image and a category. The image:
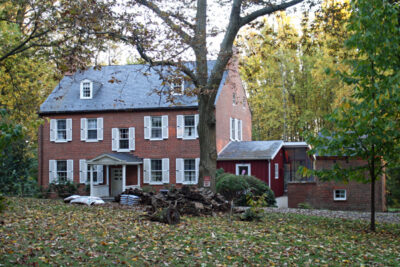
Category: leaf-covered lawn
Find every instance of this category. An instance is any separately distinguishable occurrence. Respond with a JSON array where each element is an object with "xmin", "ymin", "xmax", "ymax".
[{"xmin": 1, "ymin": 198, "xmax": 399, "ymax": 266}]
